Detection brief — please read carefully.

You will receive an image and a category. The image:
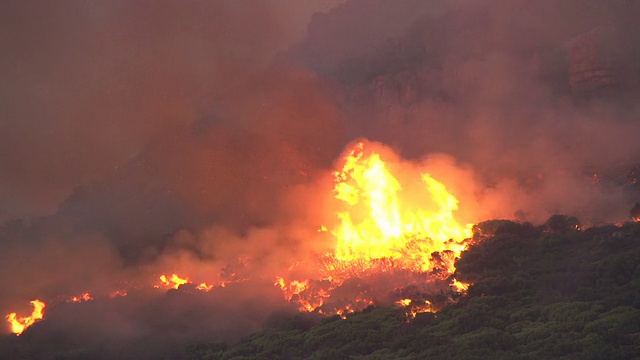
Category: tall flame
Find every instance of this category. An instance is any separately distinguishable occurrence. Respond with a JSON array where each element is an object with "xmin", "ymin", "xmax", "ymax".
[
  {"xmin": 273, "ymin": 141, "xmax": 475, "ymax": 316},
  {"xmin": 330, "ymin": 141, "xmax": 472, "ymax": 272},
  {"xmin": 6, "ymin": 300, "xmax": 46, "ymax": 335}
]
